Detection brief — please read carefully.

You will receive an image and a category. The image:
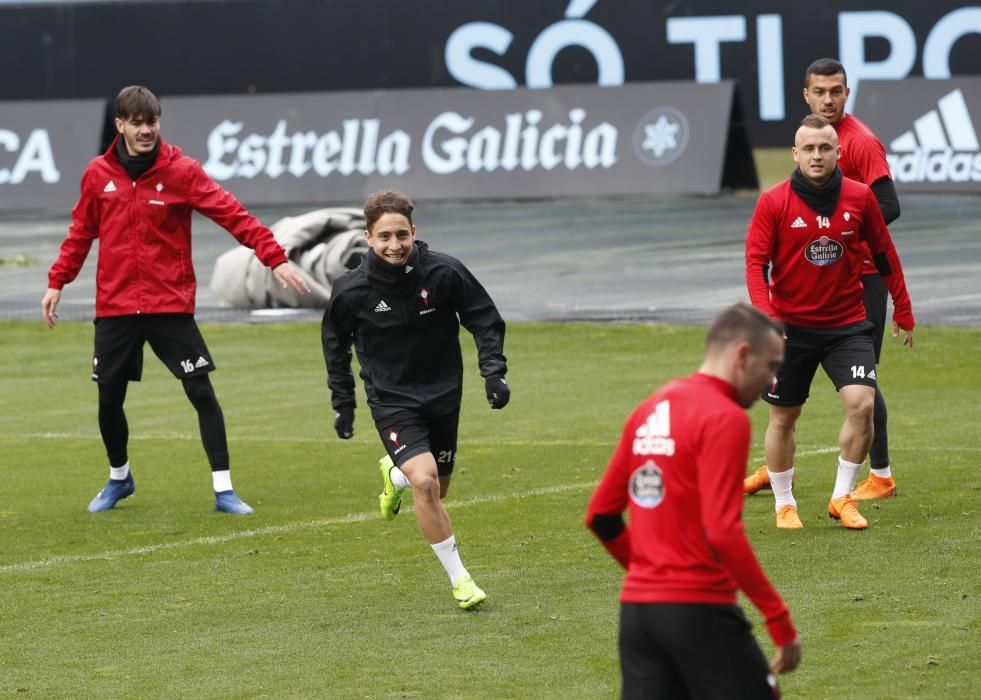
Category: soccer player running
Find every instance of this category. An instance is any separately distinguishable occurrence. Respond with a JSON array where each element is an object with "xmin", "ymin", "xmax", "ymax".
[
  {"xmin": 321, "ymin": 190, "xmax": 509, "ymax": 610},
  {"xmin": 745, "ymin": 58, "xmax": 905, "ymax": 501},
  {"xmin": 42, "ymin": 85, "xmax": 310, "ymax": 514},
  {"xmin": 745, "ymin": 114, "xmax": 914, "ymax": 530},
  {"xmin": 586, "ymin": 303, "xmax": 802, "ymax": 699}
]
